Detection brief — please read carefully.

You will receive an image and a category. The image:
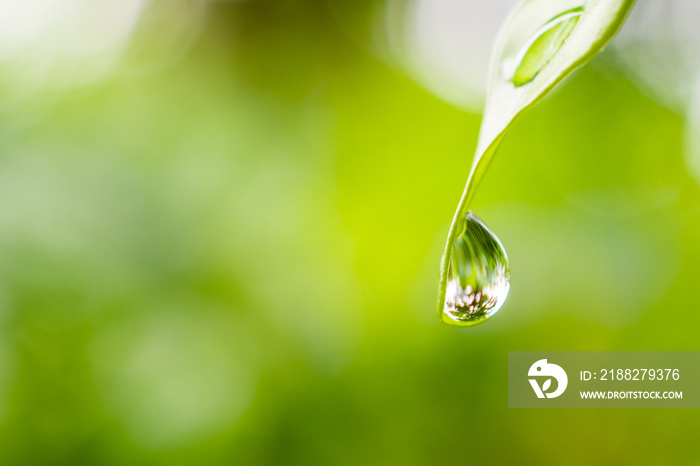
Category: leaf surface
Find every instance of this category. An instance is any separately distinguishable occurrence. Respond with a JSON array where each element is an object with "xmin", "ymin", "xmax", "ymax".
[{"xmin": 438, "ymin": 0, "xmax": 637, "ymax": 318}]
